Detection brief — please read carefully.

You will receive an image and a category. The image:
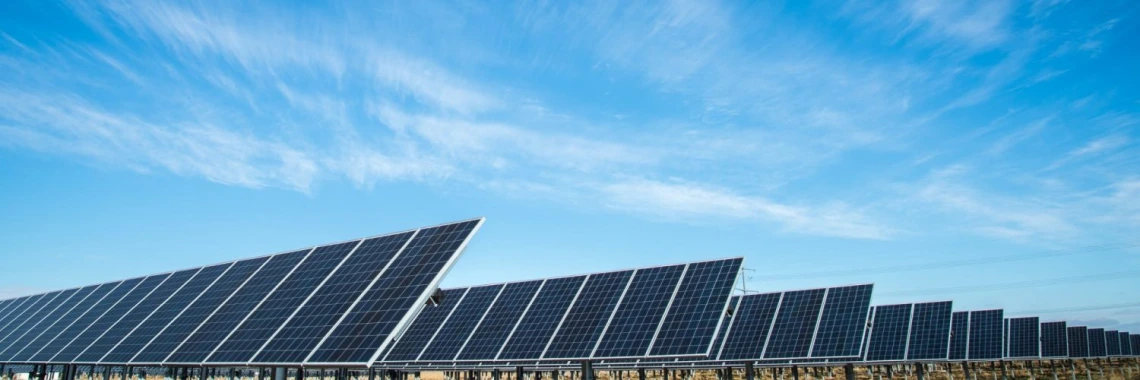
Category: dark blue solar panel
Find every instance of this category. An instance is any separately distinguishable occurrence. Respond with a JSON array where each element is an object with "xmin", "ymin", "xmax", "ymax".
[
  {"xmin": 131, "ymin": 257, "xmax": 268, "ymax": 364},
  {"xmin": 52, "ymin": 275, "xmax": 168, "ymax": 362},
  {"xmin": 207, "ymin": 241, "xmax": 355, "ymax": 363},
  {"xmin": 763, "ymin": 288, "xmax": 826, "ymax": 359},
  {"xmin": 1040, "ymin": 321, "xmax": 1067, "ymax": 358},
  {"xmin": 102, "ymin": 264, "xmax": 229, "ymax": 363},
  {"xmin": 1131, "ymin": 335, "xmax": 1140, "ymax": 357},
  {"xmin": 1119, "ymin": 332, "xmax": 1131, "ymax": 356},
  {"xmin": 592, "ymin": 266, "xmax": 686, "ymax": 359},
  {"xmin": 1067, "ymin": 326, "xmax": 1089, "ymax": 358},
  {"xmin": 254, "ymin": 233, "xmax": 412, "ymax": 364},
  {"xmin": 498, "ymin": 276, "xmax": 586, "ymax": 360},
  {"xmin": 456, "ymin": 281, "xmax": 543, "ymax": 361},
  {"xmin": 906, "ymin": 301, "xmax": 952, "ymax": 361},
  {"xmin": 1105, "ymin": 330, "xmax": 1120, "ymax": 356},
  {"xmin": 811, "ymin": 284, "xmax": 873, "ymax": 358},
  {"xmin": 864, "ymin": 304, "xmax": 911, "ymax": 362},
  {"xmin": 33, "ymin": 278, "xmax": 144, "ymax": 363},
  {"xmin": 0, "ymin": 289, "xmax": 79, "ymax": 360},
  {"xmin": 543, "ymin": 270, "xmax": 633, "ymax": 359},
  {"xmin": 948, "ymin": 312, "xmax": 969, "ymax": 360},
  {"xmin": 1087, "ymin": 328, "xmax": 1107, "ymax": 357},
  {"xmin": 649, "ymin": 258, "xmax": 742, "ymax": 357},
  {"xmin": 382, "ymin": 288, "xmax": 469, "ymax": 362},
  {"xmin": 75, "ymin": 269, "xmax": 197, "ymax": 363},
  {"xmin": 167, "ymin": 249, "xmax": 308, "ymax": 364},
  {"xmin": 0, "ymin": 298, "xmax": 27, "ymax": 328},
  {"xmin": 967, "ymin": 310, "xmax": 1003, "ymax": 360},
  {"xmin": 5, "ymin": 287, "xmax": 96, "ymax": 361},
  {"xmin": 418, "ymin": 285, "xmax": 502, "ymax": 361},
  {"xmin": 709, "ymin": 296, "xmax": 740, "ymax": 359},
  {"xmin": 12, "ymin": 283, "xmax": 118, "ymax": 362},
  {"xmin": 1007, "ymin": 317, "xmax": 1039, "ymax": 358},
  {"xmin": 718, "ymin": 292, "xmax": 781, "ymax": 360},
  {"xmin": 305, "ymin": 220, "xmax": 482, "ymax": 364}
]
